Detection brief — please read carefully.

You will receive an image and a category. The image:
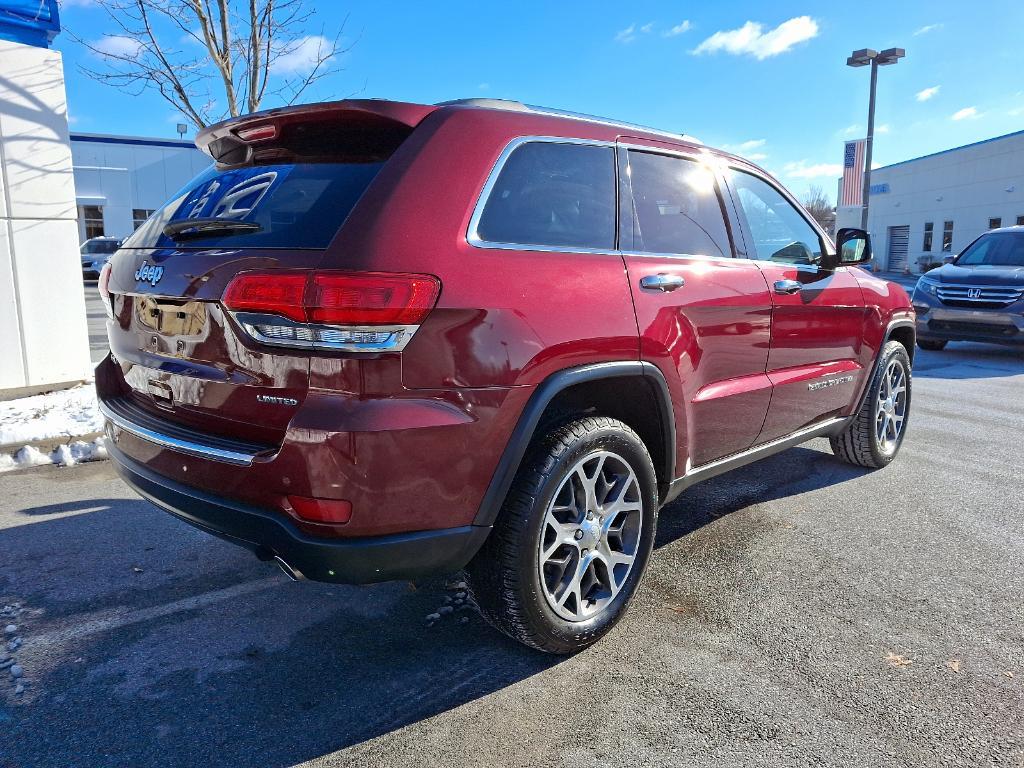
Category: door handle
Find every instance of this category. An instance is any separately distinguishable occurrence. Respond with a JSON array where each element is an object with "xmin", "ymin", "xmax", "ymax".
[
  {"xmin": 639, "ymin": 273, "xmax": 685, "ymax": 292},
  {"xmin": 774, "ymin": 279, "xmax": 803, "ymax": 295}
]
